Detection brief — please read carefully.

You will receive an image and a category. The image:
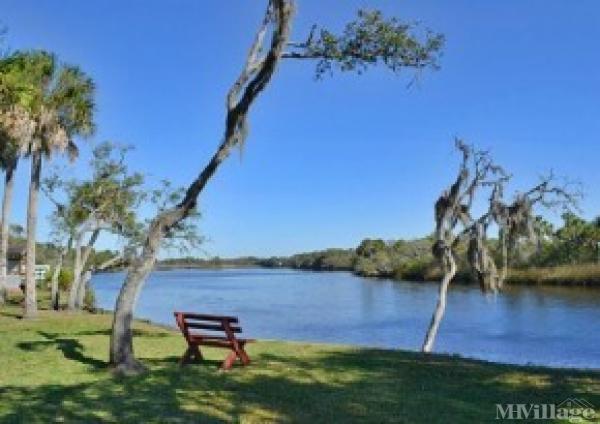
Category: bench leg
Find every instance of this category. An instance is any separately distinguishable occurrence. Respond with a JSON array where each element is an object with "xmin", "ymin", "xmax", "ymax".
[
  {"xmin": 221, "ymin": 350, "xmax": 237, "ymax": 371},
  {"xmin": 180, "ymin": 345, "xmax": 203, "ymax": 366},
  {"xmin": 237, "ymin": 344, "xmax": 251, "ymax": 366}
]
